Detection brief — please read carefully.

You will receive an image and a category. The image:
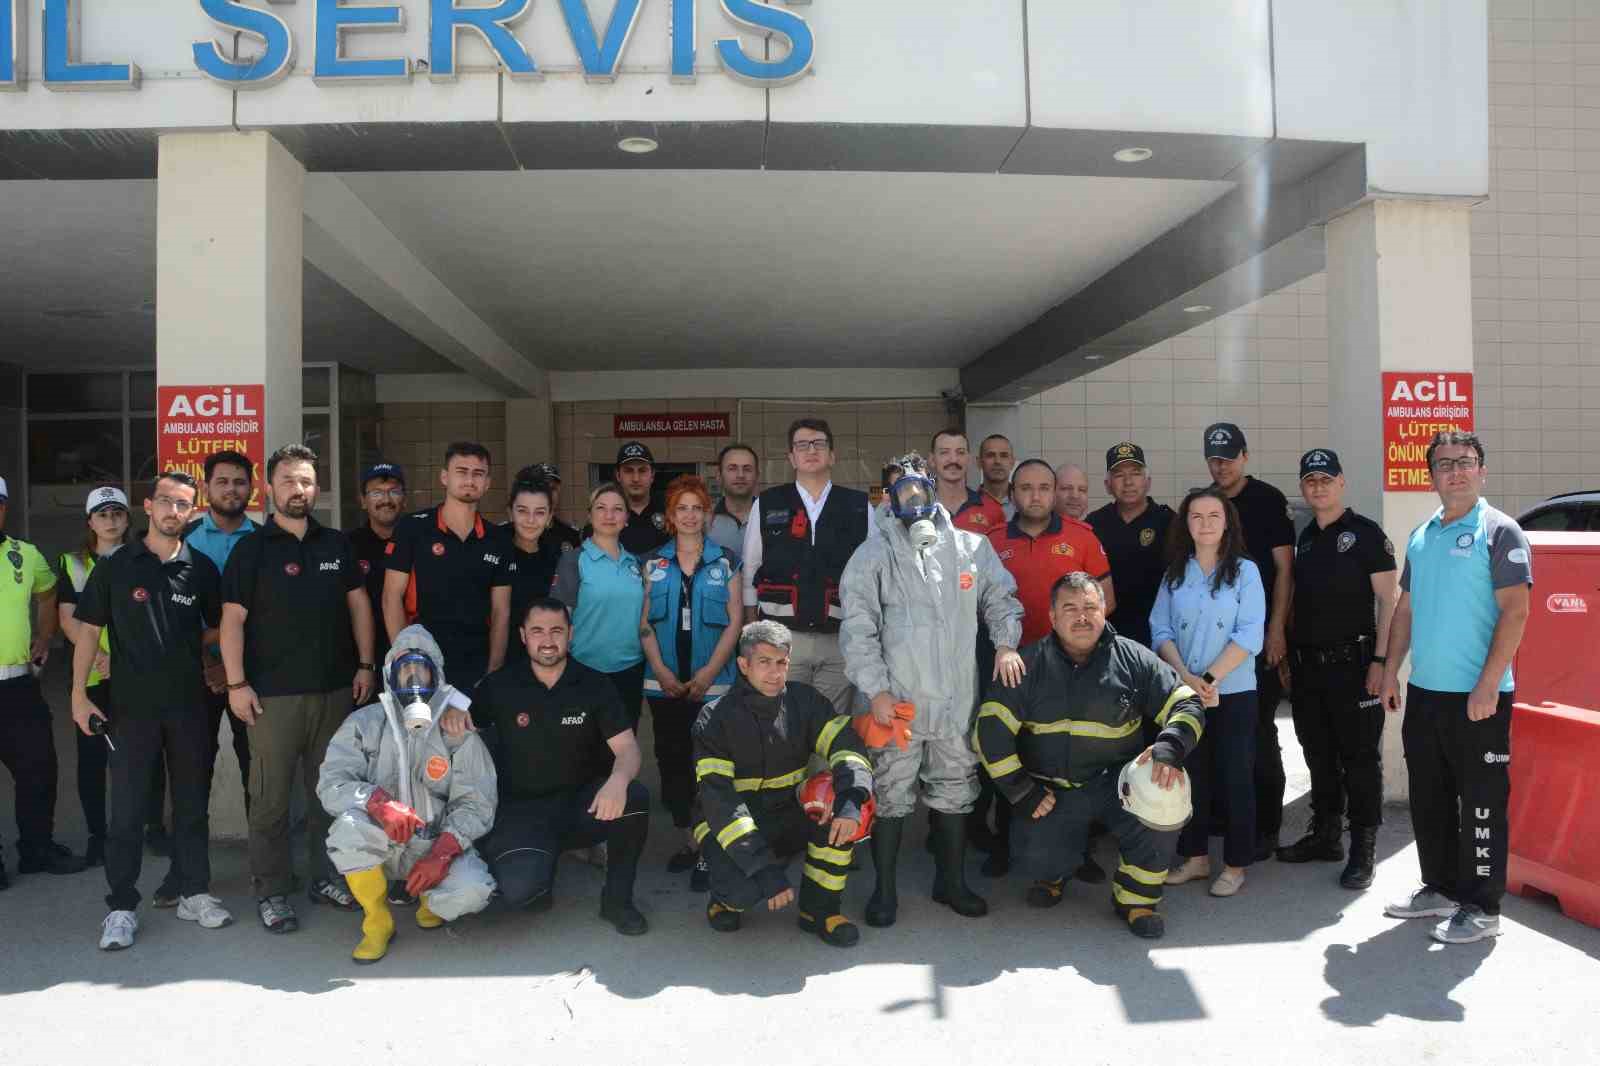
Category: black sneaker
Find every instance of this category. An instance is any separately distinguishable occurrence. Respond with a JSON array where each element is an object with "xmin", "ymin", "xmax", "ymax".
[
  {"xmin": 689, "ymin": 855, "xmax": 710, "ymax": 893},
  {"xmin": 18, "ymin": 842, "xmax": 87, "ymax": 875},
  {"xmin": 600, "ymin": 900, "xmax": 648, "ymax": 936},
  {"xmin": 1027, "ymin": 878, "xmax": 1066, "ymax": 908},
  {"xmin": 152, "ymin": 878, "xmax": 182, "ymax": 909},
  {"xmin": 308, "ymin": 877, "xmax": 357, "ymax": 910},
  {"xmin": 258, "ymin": 895, "xmax": 299, "ymax": 934},
  {"xmin": 706, "ymin": 900, "xmax": 741, "ymax": 932},
  {"xmin": 666, "ymin": 846, "xmax": 697, "ymax": 874}
]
